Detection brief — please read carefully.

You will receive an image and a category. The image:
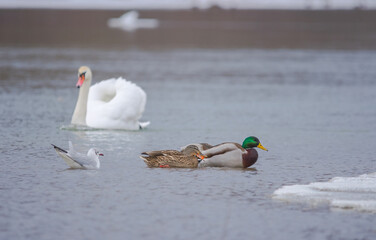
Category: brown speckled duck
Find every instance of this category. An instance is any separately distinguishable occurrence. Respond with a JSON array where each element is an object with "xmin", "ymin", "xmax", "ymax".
[{"xmin": 140, "ymin": 145, "xmax": 205, "ymax": 168}]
